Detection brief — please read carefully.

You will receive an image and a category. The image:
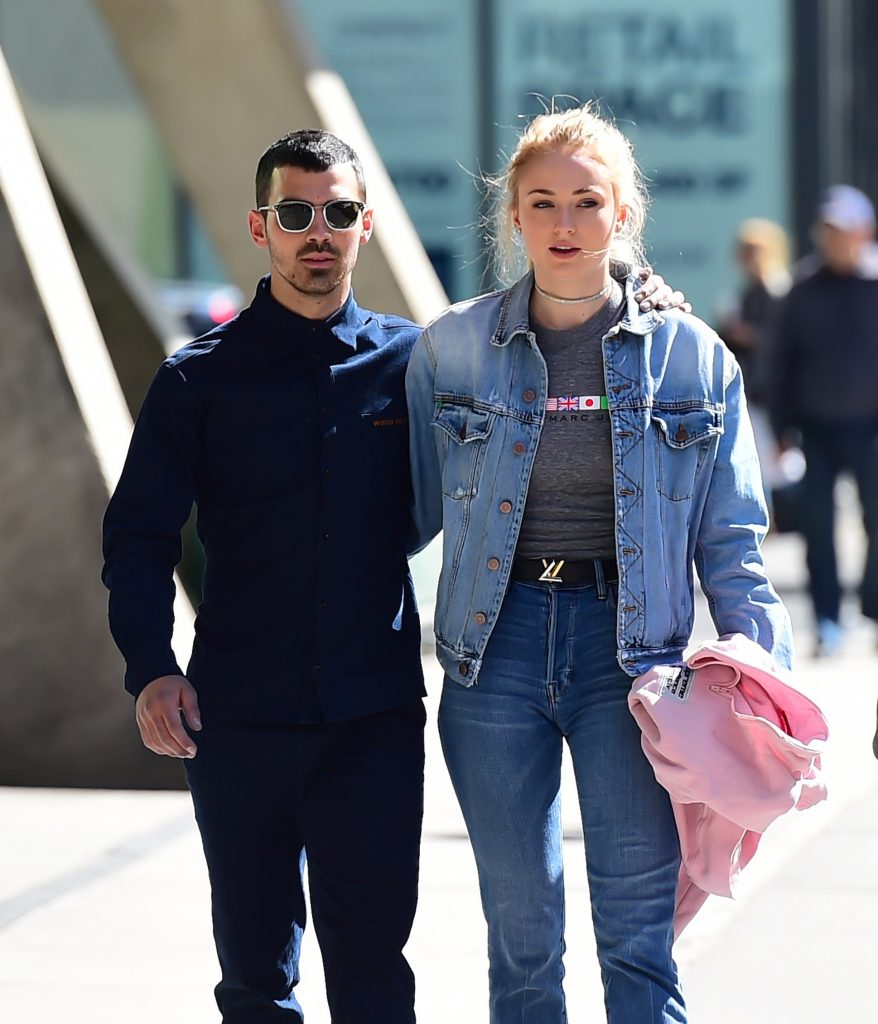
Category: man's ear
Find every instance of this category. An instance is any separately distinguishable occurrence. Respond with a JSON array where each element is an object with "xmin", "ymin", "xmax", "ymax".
[
  {"xmin": 248, "ymin": 209, "xmax": 269, "ymax": 249},
  {"xmin": 360, "ymin": 206, "xmax": 374, "ymax": 245}
]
